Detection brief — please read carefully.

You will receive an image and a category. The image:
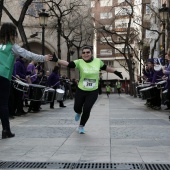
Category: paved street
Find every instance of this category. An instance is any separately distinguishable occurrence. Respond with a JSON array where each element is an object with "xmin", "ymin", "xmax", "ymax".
[{"xmin": 1, "ymin": 93, "xmax": 170, "ymax": 167}]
